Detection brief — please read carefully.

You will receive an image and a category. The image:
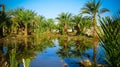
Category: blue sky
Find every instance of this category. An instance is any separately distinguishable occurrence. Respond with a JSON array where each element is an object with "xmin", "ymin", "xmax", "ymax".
[{"xmin": 1, "ymin": 0, "xmax": 120, "ymax": 19}]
